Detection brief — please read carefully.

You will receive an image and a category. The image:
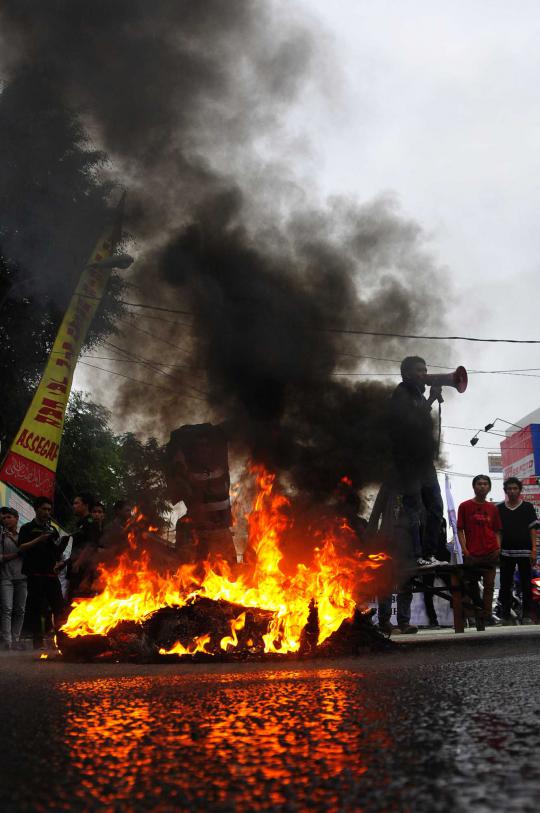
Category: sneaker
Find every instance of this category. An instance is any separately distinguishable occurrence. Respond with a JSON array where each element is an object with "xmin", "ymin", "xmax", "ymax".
[
  {"xmin": 397, "ymin": 623, "xmax": 418, "ymax": 634},
  {"xmin": 499, "ymin": 616, "xmax": 515, "ymax": 626},
  {"xmin": 13, "ymin": 641, "xmax": 26, "ymax": 651},
  {"xmin": 521, "ymin": 616, "xmax": 533, "ymax": 625},
  {"xmin": 426, "ymin": 622, "xmax": 440, "ymax": 630},
  {"xmin": 416, "ymin": 558, "xmax": 432, "ymax": 568},
  {"xmin": 484, "ymin": 616, "xmax": 501, "ymax": 627},
  {"xmin": 378, "ymin": 621, "xmax": 394, "ymax": 635}
]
